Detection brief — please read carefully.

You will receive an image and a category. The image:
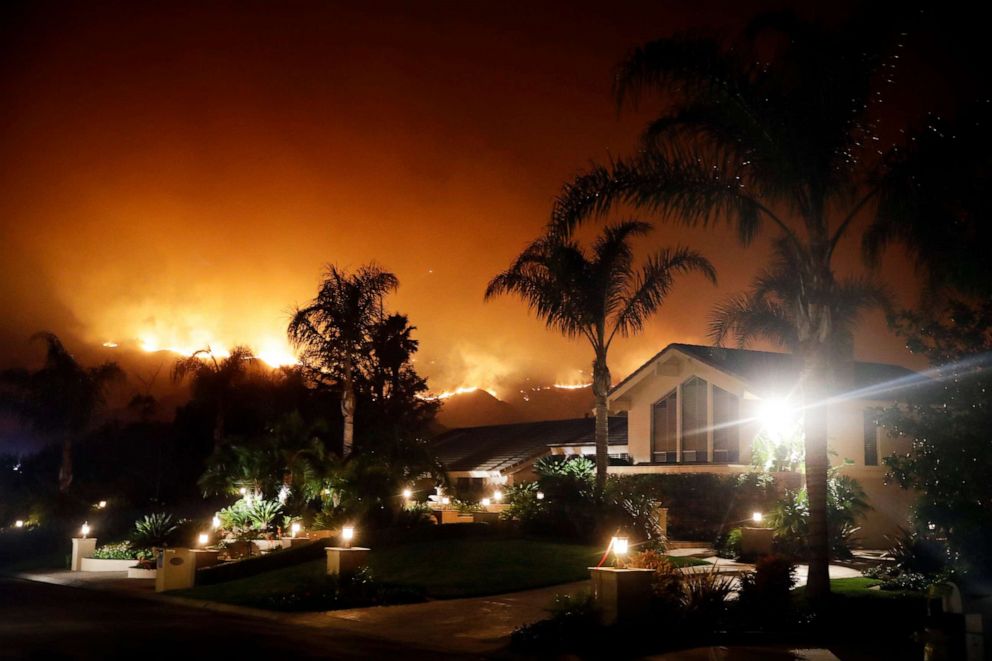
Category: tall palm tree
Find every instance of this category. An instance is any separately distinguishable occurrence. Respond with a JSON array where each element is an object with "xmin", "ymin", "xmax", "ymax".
[
  {"xmin": 172, "ymin": 345, "xmax": 255, "ymax": 451},
  {"xmin": 0, "ymin": 332, "xmax": 123, "ymax": 492},
  {"xmin": 486, "ymin": 221, "xmax": 715, "ymax": 492},
  {"xmin": 288, "ymin": 264, "xmax": 399, "ymax": 458},
  {"xmin": 550, "ymin": 10, "xmax": 908, "ymax": 598}
]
